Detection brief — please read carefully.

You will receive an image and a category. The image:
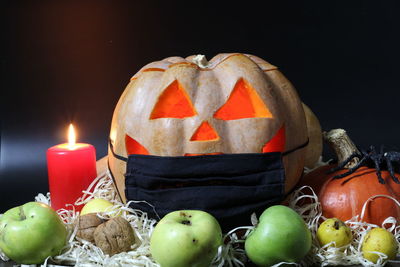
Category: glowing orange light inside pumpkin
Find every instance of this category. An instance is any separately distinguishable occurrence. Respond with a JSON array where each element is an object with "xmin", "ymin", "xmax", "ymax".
[
  {"xmin": 190, "ymin": 121, "xmax": 219, "ymax": 141},
  {"xmin": 214, "ymin": 78, "xmax": 273, "ymax": 120},
  {"xmin": 150, "ymin": 79, "xmax": 197, "ymax": 119},
  {"xmin": 185, "ymin": 152, "xmax": 223, "ymax": 156},
  {"xmin": 125, "ymin": 134, "xmax": 149, "ymax": 155},
  {"xmin": 68, "ymin": 124, "xmax": 76, "ymax": 150},
  {"xmin": 262, "ymin": 125, "xmax": 286, "ymax": 153}
]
